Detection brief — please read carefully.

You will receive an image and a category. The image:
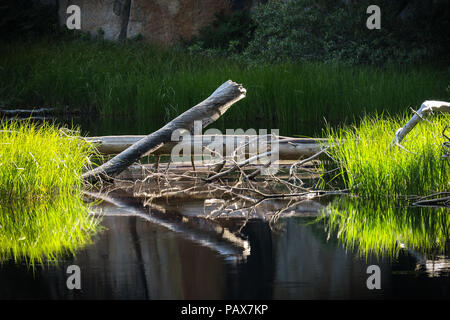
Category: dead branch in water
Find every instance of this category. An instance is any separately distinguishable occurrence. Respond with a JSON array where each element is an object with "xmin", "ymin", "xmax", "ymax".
[
  {"xmin": 100, "ymin": 144, "xmax": 346, "ymax": 218},
  {"xmin": 81, "ymin": 80, "xmax": 347, "ymax": 219},
  {"xmin": 0, "ymin": 107, "xmax": 55, "ymax": 116}
]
